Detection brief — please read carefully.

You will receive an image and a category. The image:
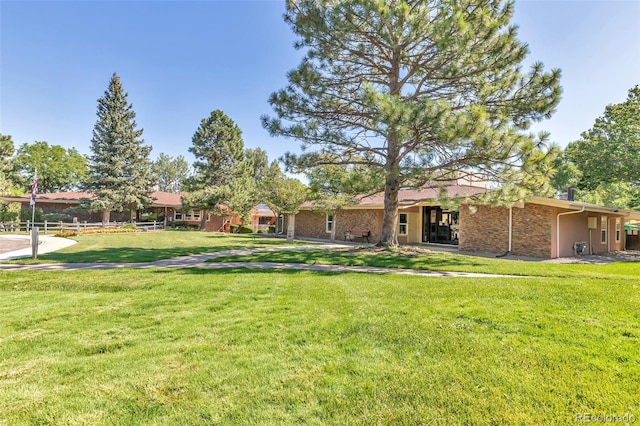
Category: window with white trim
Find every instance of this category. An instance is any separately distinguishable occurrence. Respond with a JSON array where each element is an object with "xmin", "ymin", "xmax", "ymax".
[
  {"xmin": 193, "ymin": 210, "xmax": 201, "ymax": 220},
  {"xmin": 601, "ymin": 216, "xmax": 607, "ymax": 244},
  {"xmin": 175, "ymin": 211, "xmax": 183, "ymax": 220},
  {"xmin": 399, "ymin": 213, "xmax": 408, "ymax": 235},
  {"xmin": 615, "ymin": 218, "xmax": 621, "ymax": 243},
  {"xmin": 326, "ymin": 214, "xmax": 333, "ymax": 233}
]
